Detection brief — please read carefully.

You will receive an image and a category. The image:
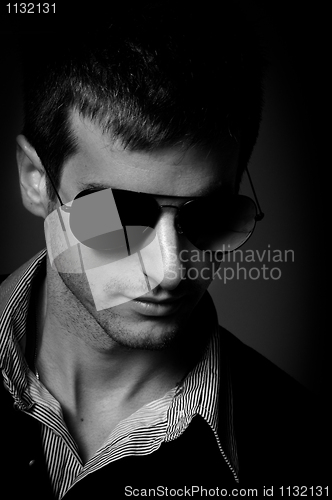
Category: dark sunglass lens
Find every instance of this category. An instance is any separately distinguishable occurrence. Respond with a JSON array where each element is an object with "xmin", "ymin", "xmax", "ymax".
[
  {"xmin": 112, "ymin": 190, "xmax": 159, "ymax": 228},
  {"xmin": 69, "ymin": 188, "xmax": 160, "ymax": 252},
  {"xmin": 112, "ymin": 190, "xmax": 160, "ymax": 254},
  {"xmin": 181, "ymin": 195, "xmax": 257, "ymax": 252}
]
